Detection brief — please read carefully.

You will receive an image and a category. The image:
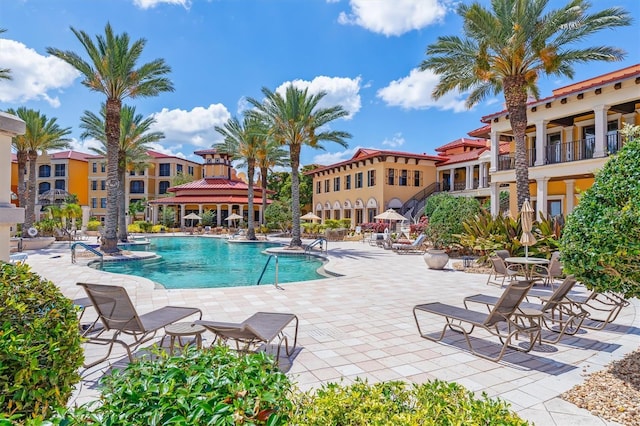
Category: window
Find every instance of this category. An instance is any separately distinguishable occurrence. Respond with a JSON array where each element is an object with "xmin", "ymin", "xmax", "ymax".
[
  {"xmin": 333, "ymin": 177, "xmax": 340, "ymax": 192},
  {"xmin": 130, "ymin": 180, "xmax": 144, "ymax": 194},
  {"xmin": 100, "ymin": 198, "xmax": 107, "ymax": 208},
  {"xmin": 413, "ymin": 170, "xmax": 422, "ymax": 187},
  {"xmin": 387, "ymin": 168, "xmax": 395, "ymax": 185},
  {"xmin": 188, "ymin": 166, "xmax": 194, "ymax": 176},
  {"xmin": 101, "ymin": 163, "xmax": 106, "ymax": 173},
  {"xmin": 399, "ymin": 169, "xmax": 408, "ymax": 186},
  {"xmin": 159, "ymin": 163, "xmax": 171, "ymax": 176},
  {"xmin": 91, "ymin": 198, "xmax": 97, "ymax": 209},
  {"xmin": 54, "ymin": 164, "xmax": 65, "ymax": 177},
  {"xmin": 92, "ymin": 163, "xmax": 97, "ymax": 173},
  {"xmin": 316, "ymin": 181, "xmax": 321, "ymax": 194},
  {"xmin": 345, "ymin": 175, "xmax": 351, "ymax": 190},
  {"xmin": 355, "ymin": 172, "xmax": 363, "ymax": 188},
  {"xmin": 367, "ymin": 170, "xmax": 375, "ymax": 187},
  {"xmin": 38, "ymin": 182, "xmax": 50, "ymax": 194},
  {"xmin": 38, "ymin": 165, "xmax": 51, "ymax": 178},
  {"xmin": 91, "ymin": 180, "xmax": 97, "ymax": 191},
  {"xmin": 101, "ymin": 180, "xmax": 106, "ymax": 190},
  {"xmin": 548, "ymin": 133, "xmax": 563, "ymax": 163},
  {"xmin": 177, "ymin": 164, "xmax": 183, "ymax": 174},
  {"xmin": 54, "ymin": 180, "xmax": 65, "ymax": 190},
  {"xmin": 548, "ymin": 200, "xmax": 562, "ymax": 218},
  {"xmin": 159, "ymin": 181, "xmax": 170, "ymax": 194},
  {"xmin": 324, "ymin": 179, "xmax": 330, "ymax": 193}
]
